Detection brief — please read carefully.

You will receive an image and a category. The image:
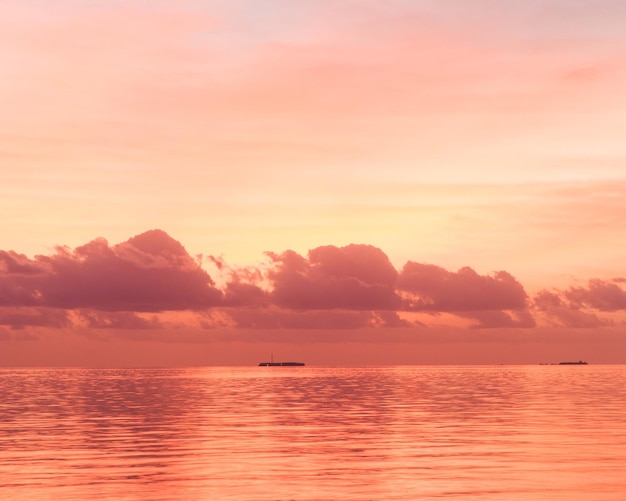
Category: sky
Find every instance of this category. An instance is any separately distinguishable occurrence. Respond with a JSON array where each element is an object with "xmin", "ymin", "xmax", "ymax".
[{"xmin": 2, "ymin": 0, "xmax": 626, "ymax": 366}]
